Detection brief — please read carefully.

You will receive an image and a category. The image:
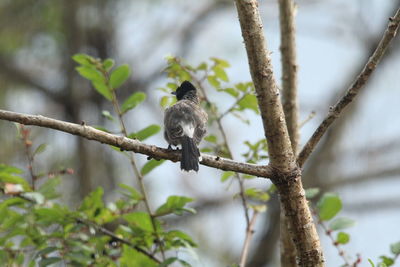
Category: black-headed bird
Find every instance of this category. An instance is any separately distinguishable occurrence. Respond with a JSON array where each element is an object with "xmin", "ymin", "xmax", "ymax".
[{"xmin": 164, "ymin": 81, "xmax": 208, "ymax": 172}]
